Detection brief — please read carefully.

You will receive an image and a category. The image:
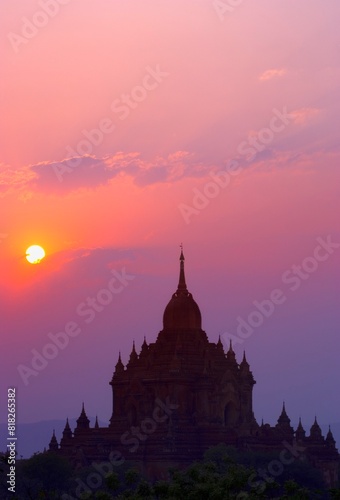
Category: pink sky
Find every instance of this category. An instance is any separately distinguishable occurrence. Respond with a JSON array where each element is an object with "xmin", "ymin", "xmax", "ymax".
[{"xmin": 1, "ymin": 0, "xmax": 340, "ymax": 440}]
